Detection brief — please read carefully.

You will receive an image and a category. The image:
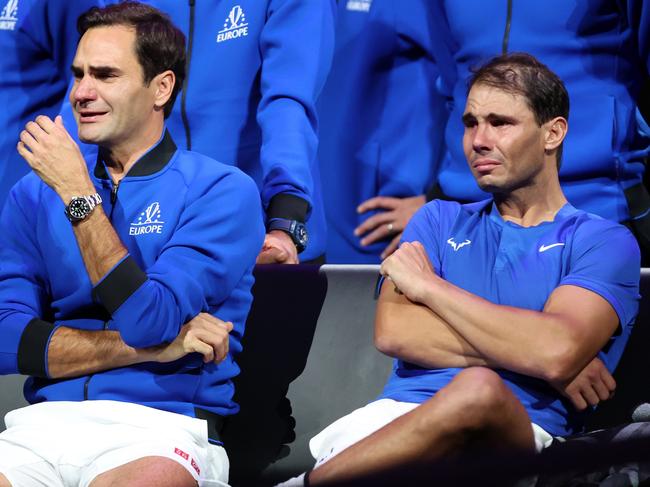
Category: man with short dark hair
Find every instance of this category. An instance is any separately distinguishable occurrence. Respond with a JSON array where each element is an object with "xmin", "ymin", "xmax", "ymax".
[
  {"xmin": 279, "ymin": 53, "xmax": 640, "ymax": 486},
  {"xmin": 0, "ymin": 3, "xmax": 263, "ymax": 486}
]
